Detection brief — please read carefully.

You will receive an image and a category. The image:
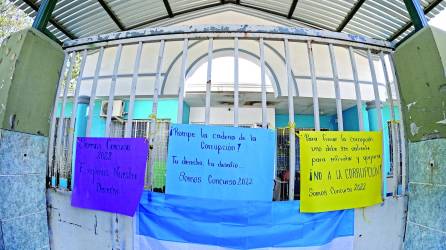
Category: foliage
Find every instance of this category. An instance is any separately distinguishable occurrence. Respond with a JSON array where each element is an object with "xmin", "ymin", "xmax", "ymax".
[
  {"xmin": 64, "ymin": 52, "xmax": 83, "ymax": 93},
  {"xmin": 0, "ymin": 0, "xmax": 32, "ymax": 43}
]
